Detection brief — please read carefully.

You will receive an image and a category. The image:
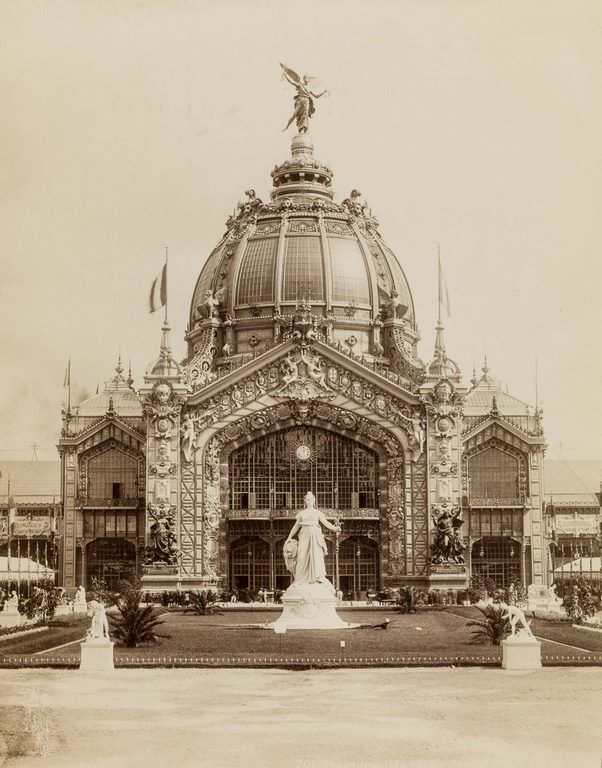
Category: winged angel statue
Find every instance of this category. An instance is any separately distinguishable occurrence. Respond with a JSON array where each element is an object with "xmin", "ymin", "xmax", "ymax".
[{"xmin": 281, "ymin": 63, "xmax": 329, "ymax": 134}]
